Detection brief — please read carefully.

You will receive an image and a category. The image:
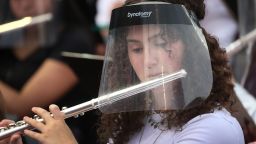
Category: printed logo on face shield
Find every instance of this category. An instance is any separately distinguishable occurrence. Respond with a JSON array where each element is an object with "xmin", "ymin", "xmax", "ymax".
[{"xmin": 127, "ymin": 11, "xmax": 152, "ymax": 18}]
